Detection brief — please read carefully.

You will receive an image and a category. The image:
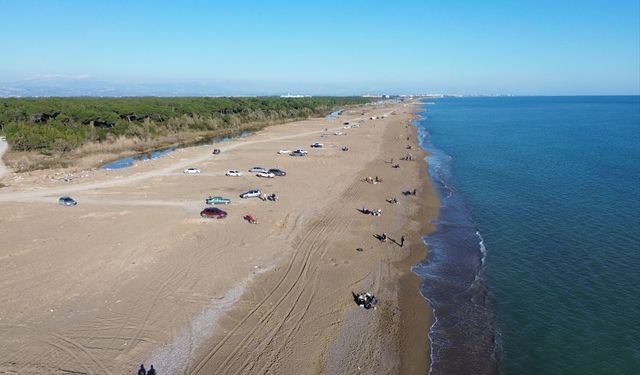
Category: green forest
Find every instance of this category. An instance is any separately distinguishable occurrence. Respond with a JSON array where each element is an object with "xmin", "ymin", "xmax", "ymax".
[{"xmin": 0, "ymin": 96, "xmax": 370, "ymax": 153}]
